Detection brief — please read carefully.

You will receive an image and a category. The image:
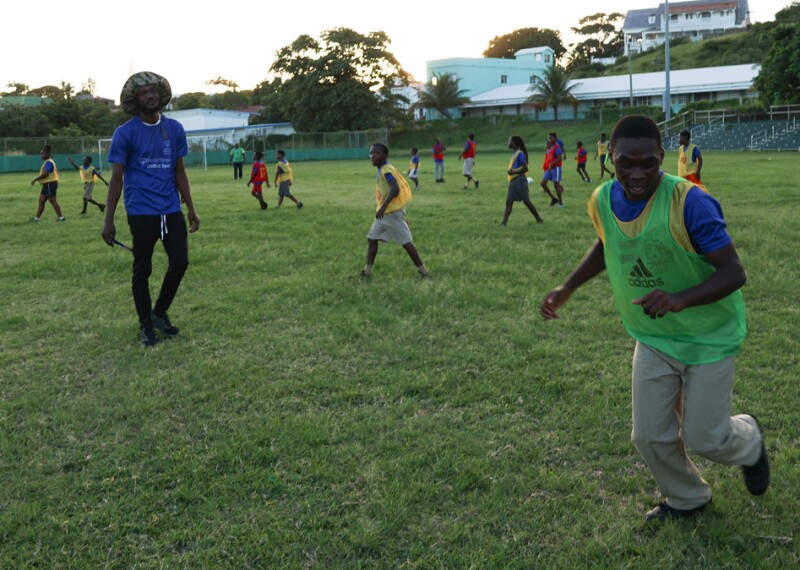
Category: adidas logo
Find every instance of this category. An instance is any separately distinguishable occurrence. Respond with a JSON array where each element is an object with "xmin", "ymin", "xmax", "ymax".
[{"xmin": 628, "ymin": 258, "xmax": 664, "ymax": 288}]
